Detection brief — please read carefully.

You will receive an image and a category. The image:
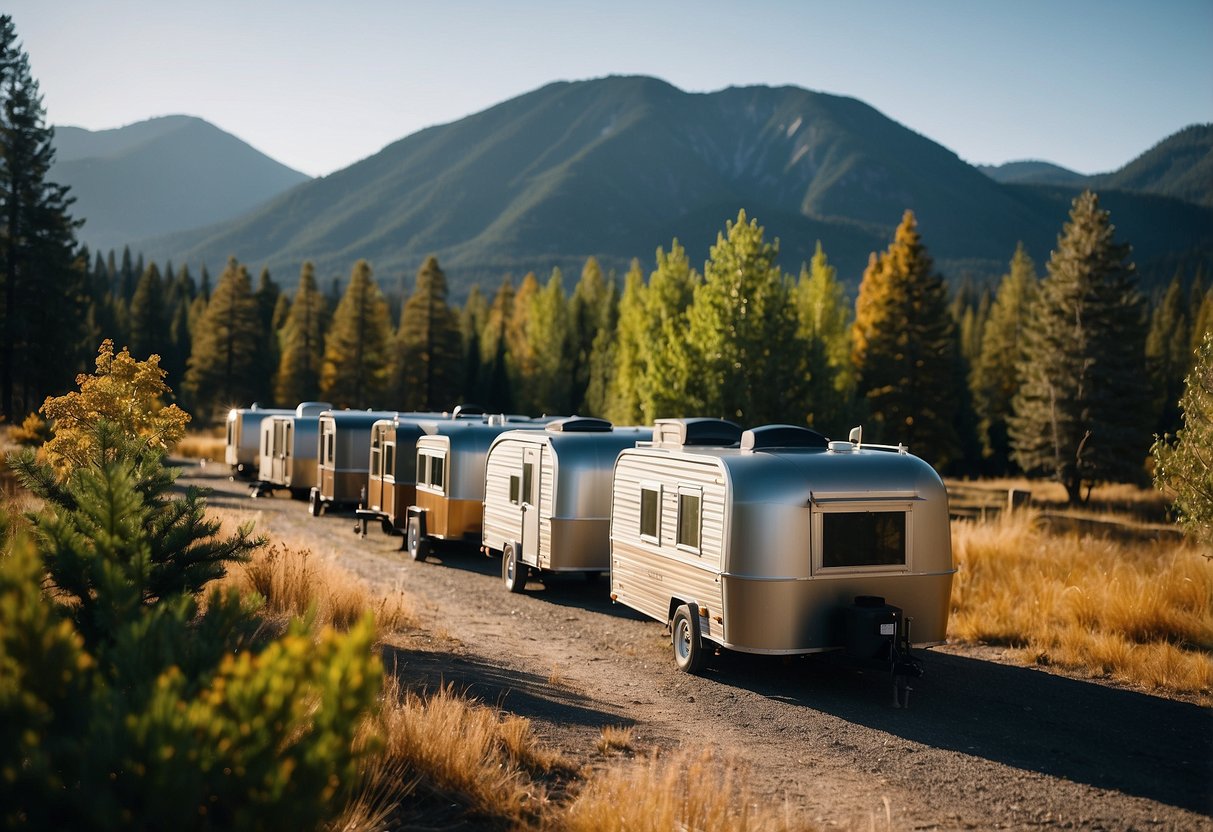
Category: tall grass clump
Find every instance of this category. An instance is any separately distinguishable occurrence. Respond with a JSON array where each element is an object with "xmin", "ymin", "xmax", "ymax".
[{"xmin": 951, "ymin": 509, "xmax": 1213, "ymax": 699}]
